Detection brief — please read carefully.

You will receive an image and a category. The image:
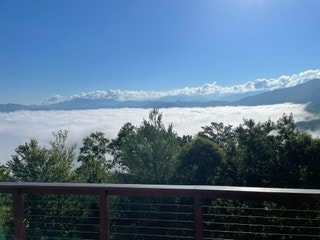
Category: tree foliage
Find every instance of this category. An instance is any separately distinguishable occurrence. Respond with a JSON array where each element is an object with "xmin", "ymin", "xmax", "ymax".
[
  {"xmin": 76, "ymin": 131, "xmax": 111, "ymax": 183},
  {"xmin": 2, "ymin": 111, "xmax": 320, "ymax": 188},
  {"xmin": 109, "ymin": 109, "xmax": 181, "ymax": 184},
  {"xmin": 1, "ymin": 110, "xmax": 320, "ymax": 239},
  {"xmin": 7, "ymin": 130, "xmax": 75, "ymax": 182},
  {"xmin": 176, "ymin": 137, "xmax": 224, "ymax": 185}
]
